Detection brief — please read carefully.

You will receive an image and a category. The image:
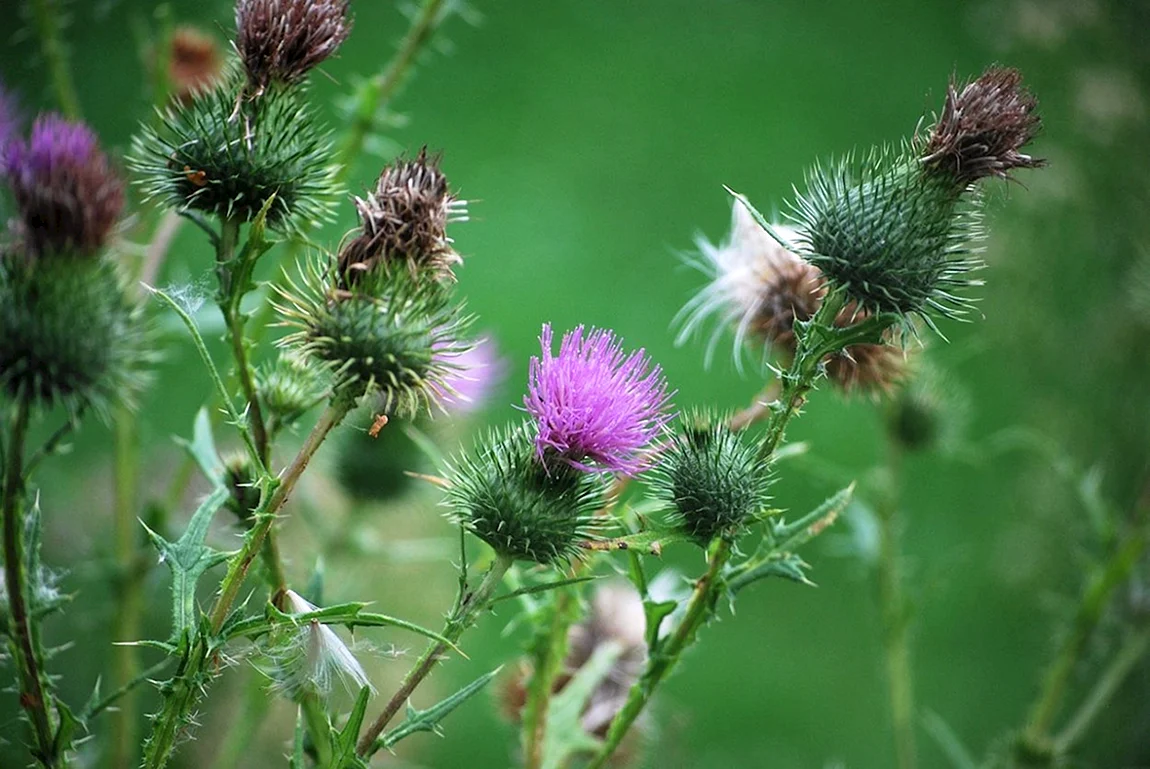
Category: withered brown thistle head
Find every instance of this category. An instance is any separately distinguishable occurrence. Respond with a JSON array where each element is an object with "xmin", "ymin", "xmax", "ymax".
[
  {"xmin": 235, "ymin": 0, "xmax": 352, "ymax": 93},
  {"xmin": 338, "ymin": 148, "xmax": 467, "ymax": 283},
  {"xmin": 921, "ymin": 66, "xmax": 1044, "ymax": 186}
]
